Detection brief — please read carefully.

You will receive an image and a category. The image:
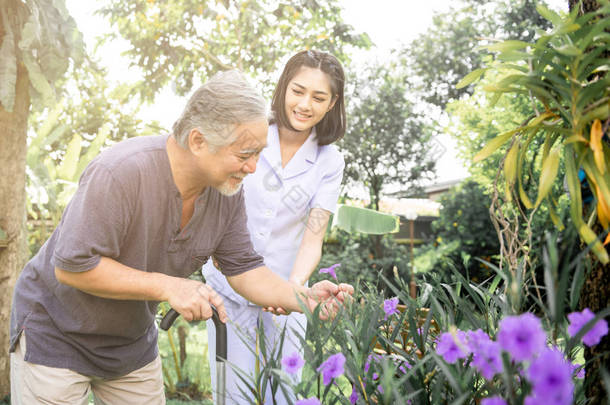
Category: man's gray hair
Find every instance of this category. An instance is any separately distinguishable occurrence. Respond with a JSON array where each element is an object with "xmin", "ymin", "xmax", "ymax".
[{"xmin": 172, "ymin": 70, "xmax": 268, "ymax": 151}]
